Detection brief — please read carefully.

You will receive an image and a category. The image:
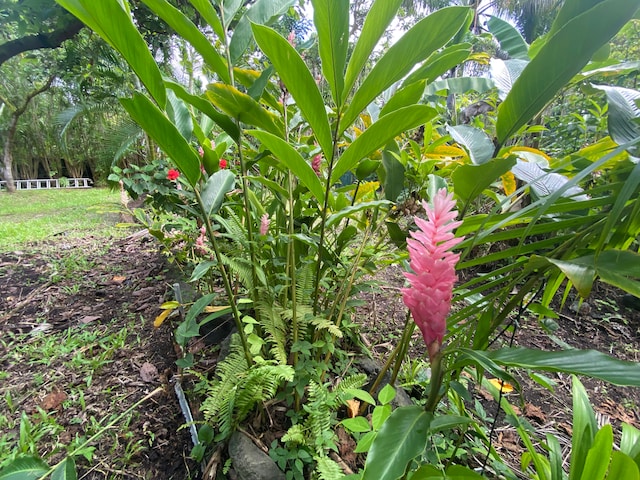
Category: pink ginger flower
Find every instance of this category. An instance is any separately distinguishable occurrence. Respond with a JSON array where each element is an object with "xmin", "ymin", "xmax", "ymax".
[
  {"xmin": 287, "ymin": 31, "xmax": 296, "ymax": 47},
  {"xmin": 259, "ymin": 213, "xmax": 270, "ymax": 235},
  {"xmin": 311, "ymin": 154, "xmax": 322, "ymax": 175},
  {"xmin": 402, "ymin": 189, "xmax": 464, "ymax": 361}
]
